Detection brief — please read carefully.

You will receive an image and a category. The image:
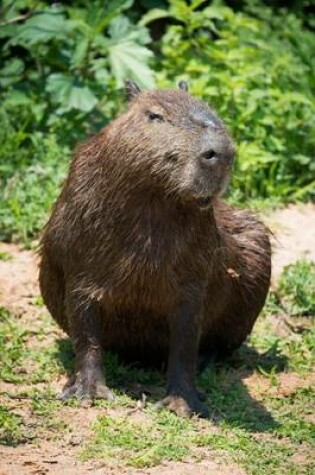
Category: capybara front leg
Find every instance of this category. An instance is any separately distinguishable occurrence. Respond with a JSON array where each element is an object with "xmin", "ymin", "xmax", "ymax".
[
  {"xmin": 61, "ymin": 296, "xmax": 114, "ymax": 402},
  {"xmin": 157, "ymin": 299, "xmax": 209, "ymax": 418}
]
